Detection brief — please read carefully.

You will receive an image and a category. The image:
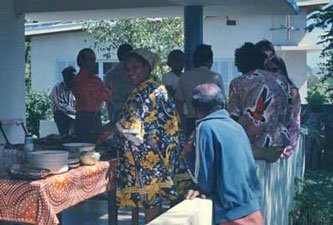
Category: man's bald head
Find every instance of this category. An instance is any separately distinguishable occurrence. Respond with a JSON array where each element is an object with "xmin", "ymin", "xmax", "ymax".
[{"xmin": 192, "ymin": 83, "xmax": 225, "ymax": 116}]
